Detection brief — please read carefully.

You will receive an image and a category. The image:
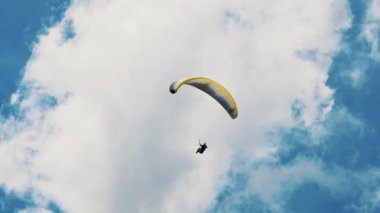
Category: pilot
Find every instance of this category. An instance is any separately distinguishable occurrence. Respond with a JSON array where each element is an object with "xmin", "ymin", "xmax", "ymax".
[{"xmin": 196, "ymin": 139, "xmax": 208, "ymax": 154}]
